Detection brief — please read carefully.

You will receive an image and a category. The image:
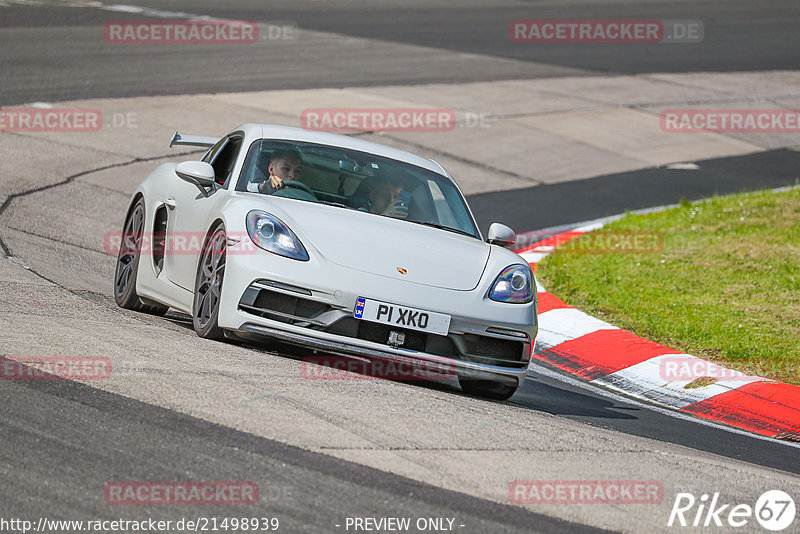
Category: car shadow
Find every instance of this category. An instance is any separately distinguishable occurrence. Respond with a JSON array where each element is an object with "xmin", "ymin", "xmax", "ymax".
[
  {"xmin": 160, "ymin": 315, "xmax": 639, "ymax": 420},
  {"xmin": 257, "ymin": 345, "xmax": 463, "ymax": 393},
  {"xmin": 162, "ymin": 310, "xmax": 193, "ymax": 329},
  {"xmin": 242, "ymin": 341, "xmax": 642, "ymax": 422},
  {"xmin": 509, "ymin": 373, "xmax": 639, "ymax": 420}
]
